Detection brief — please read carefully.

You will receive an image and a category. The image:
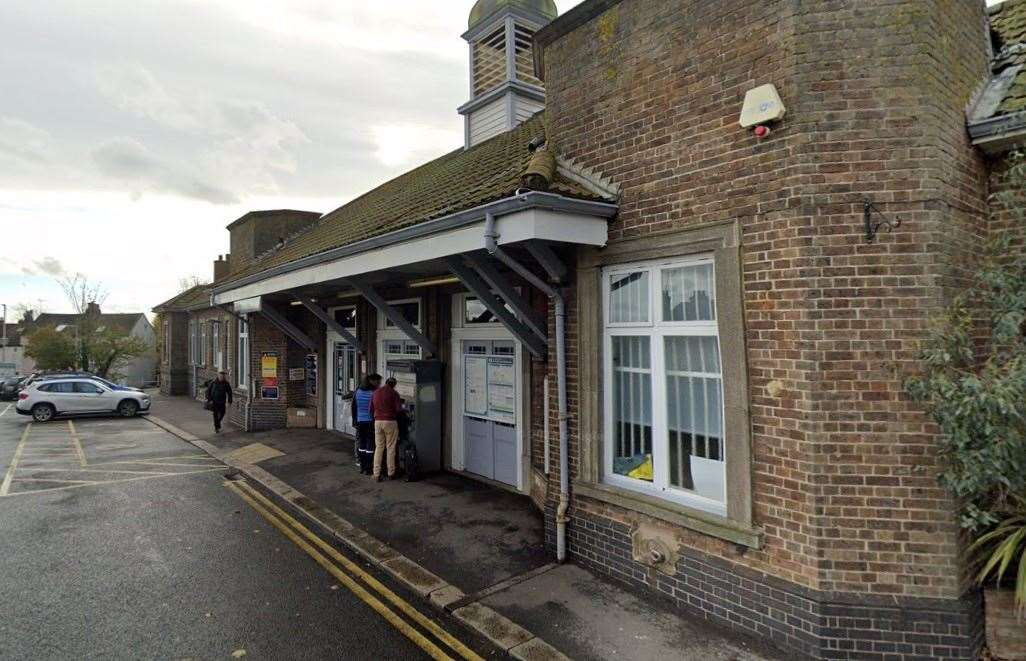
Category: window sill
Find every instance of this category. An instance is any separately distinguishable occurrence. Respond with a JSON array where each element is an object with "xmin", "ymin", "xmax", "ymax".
[{"xmin": 574, "ymin": 481, "xmax": 764, "ymax": 549}]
